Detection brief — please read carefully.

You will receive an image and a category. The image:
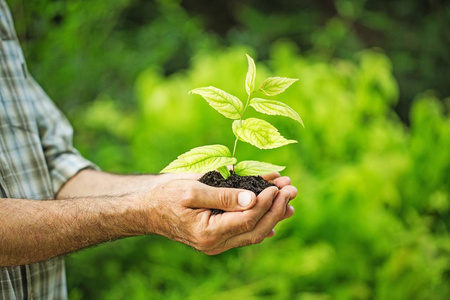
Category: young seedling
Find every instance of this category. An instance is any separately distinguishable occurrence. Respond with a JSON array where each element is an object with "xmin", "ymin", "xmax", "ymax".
[{"xmin": 161, "ymin": 54, "xmax": 303, "ymax": 179}]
